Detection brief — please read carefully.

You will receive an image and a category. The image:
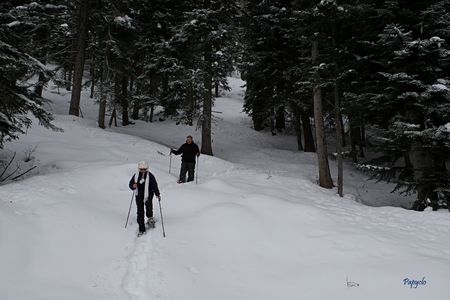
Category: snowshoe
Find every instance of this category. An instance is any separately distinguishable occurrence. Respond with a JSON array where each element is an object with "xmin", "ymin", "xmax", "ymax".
[{"xmin": 146, "ymin": 217, "xmax": 156, "ymax": 228}]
